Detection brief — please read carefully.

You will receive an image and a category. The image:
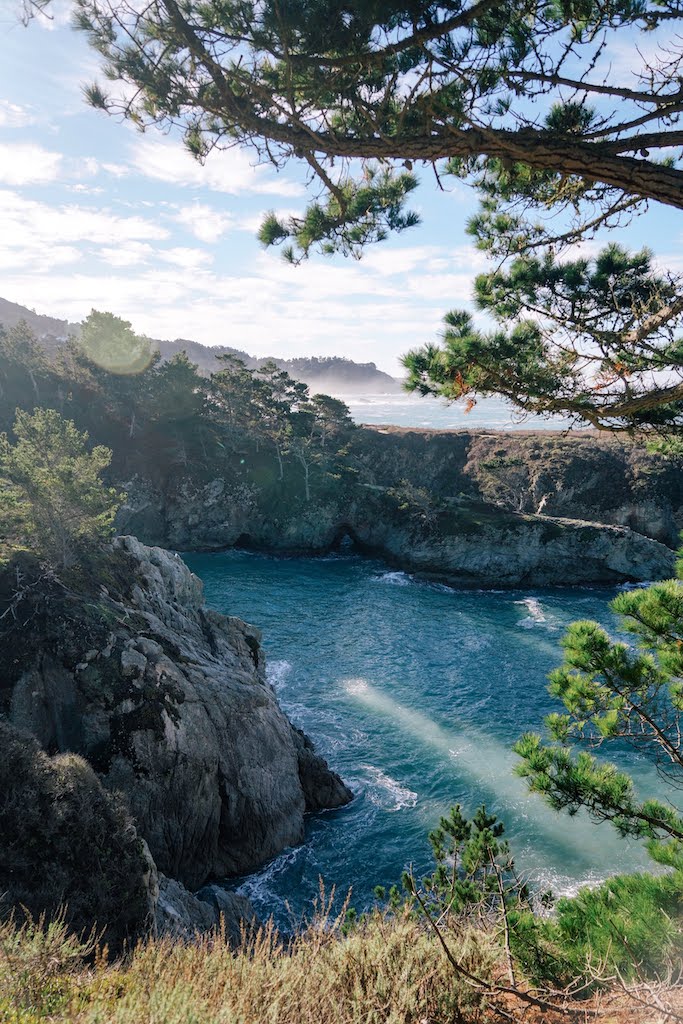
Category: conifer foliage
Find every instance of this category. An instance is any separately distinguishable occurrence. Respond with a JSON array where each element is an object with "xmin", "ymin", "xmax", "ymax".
[
  {"xmin": 403, "ymin": 243, "xmax": 683, "ymax": 436},
  {"xmin": 0, "ymin": 408, "xmax": 121, "ymax": 569},
  {"xmin": 515, "ymin": 570, "xmax": 683, "ymax": 871}
]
